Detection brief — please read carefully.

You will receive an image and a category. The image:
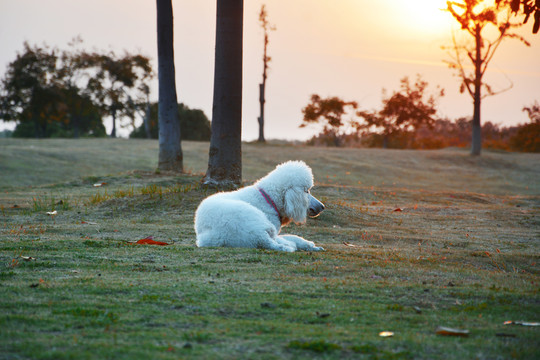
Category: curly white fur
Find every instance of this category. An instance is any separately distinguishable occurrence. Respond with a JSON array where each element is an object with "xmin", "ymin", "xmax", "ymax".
[{"xmin": 194, "ymin": 161, "xmax": 325, "ymax": 252}]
